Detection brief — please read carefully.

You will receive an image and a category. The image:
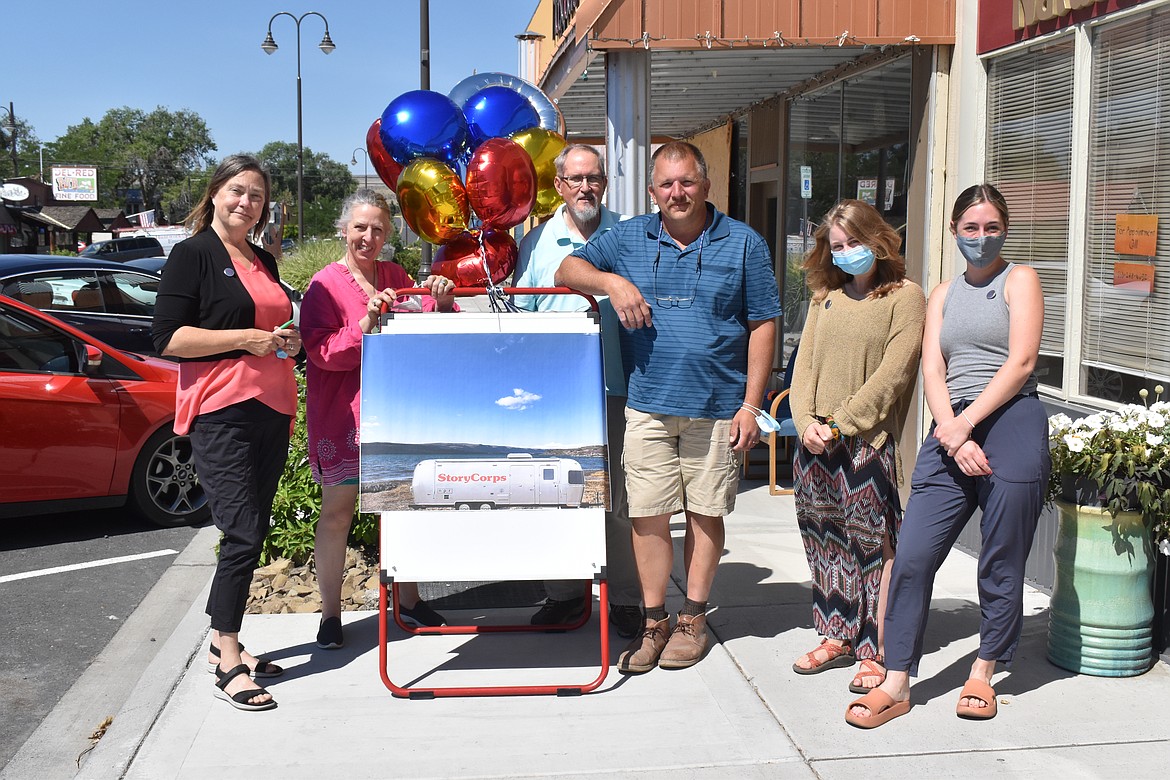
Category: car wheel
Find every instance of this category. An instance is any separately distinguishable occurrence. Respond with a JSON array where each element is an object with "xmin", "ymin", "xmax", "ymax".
[
  {"xmin": 129, "ymin": 427, "xmax": 210, "ymax": 527},
  {"xmin": 456, "ymin": 502, "xmax": 472, "ymax": 510},
  {"xmin": 478, "ymin": 503, "xmax": 493, "ymax": 510}
]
